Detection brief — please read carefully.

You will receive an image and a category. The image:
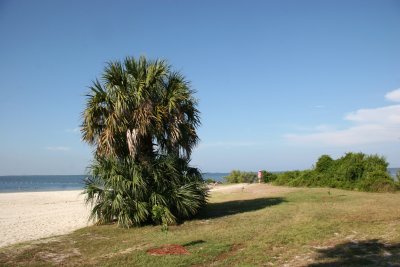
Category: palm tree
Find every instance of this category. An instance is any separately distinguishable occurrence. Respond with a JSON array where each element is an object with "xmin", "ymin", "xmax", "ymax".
[{"xmin": 81, "ymin": 56, "xmax": 208, "ymax": 227}]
